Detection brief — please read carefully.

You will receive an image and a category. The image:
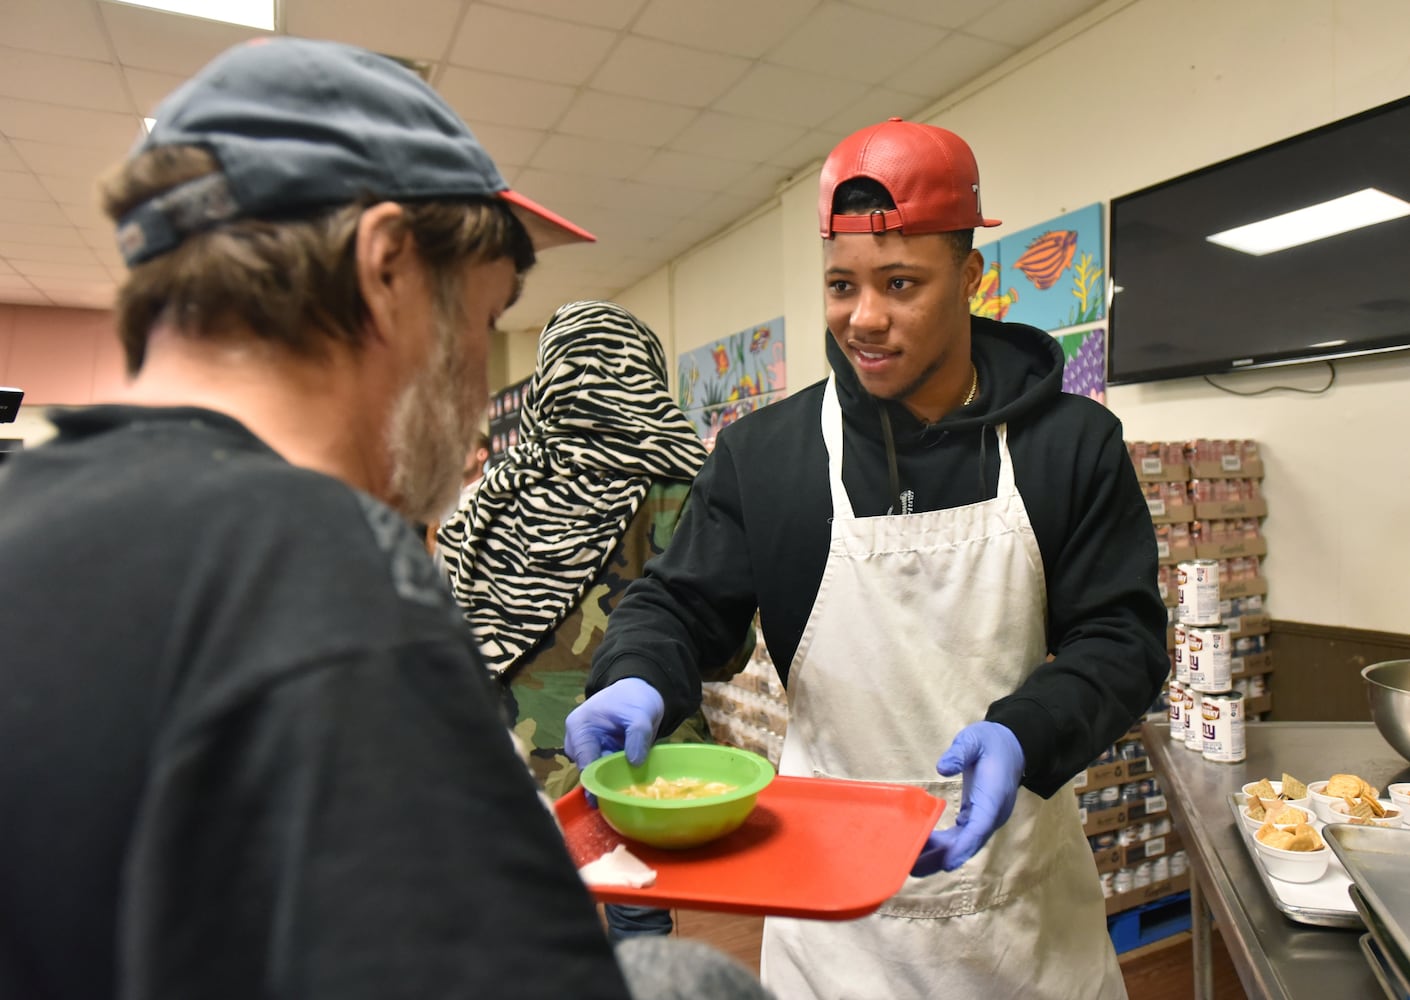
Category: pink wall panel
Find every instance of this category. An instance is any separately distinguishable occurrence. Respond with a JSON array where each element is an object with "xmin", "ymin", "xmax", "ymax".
[{"xmin": 0, "ymin": 305, "xmax": 121, "ymax": 405}]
